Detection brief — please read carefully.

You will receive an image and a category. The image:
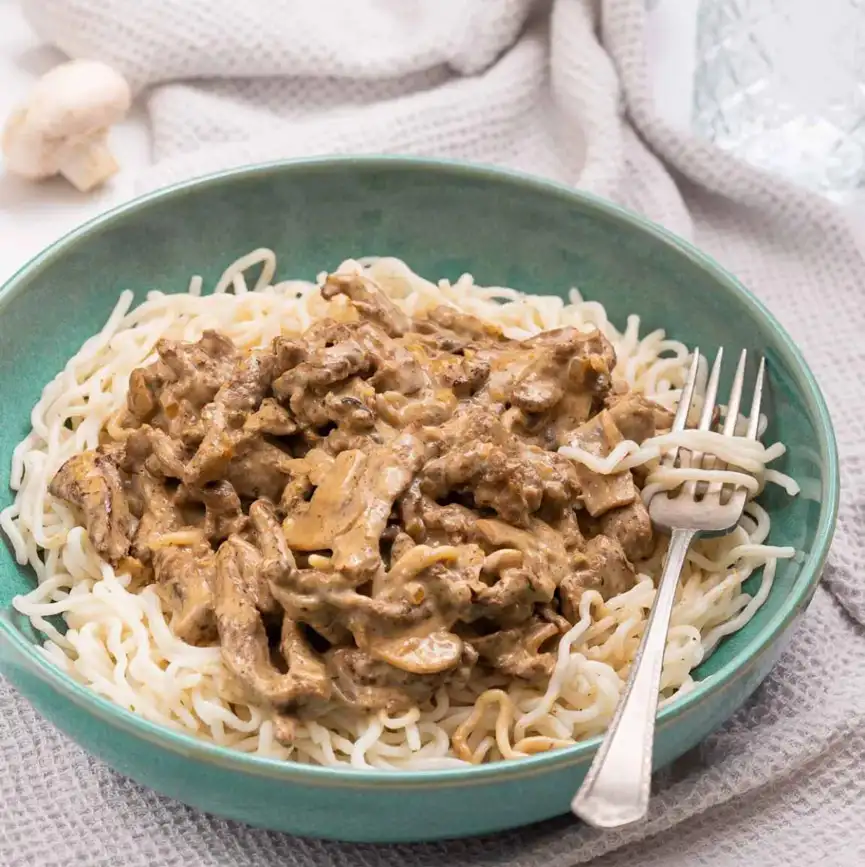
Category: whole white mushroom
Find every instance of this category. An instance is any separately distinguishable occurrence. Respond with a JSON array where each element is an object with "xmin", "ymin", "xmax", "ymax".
[{"xmin": 2, "ymin": 59, "xmax": 132, "ymax": 192}]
